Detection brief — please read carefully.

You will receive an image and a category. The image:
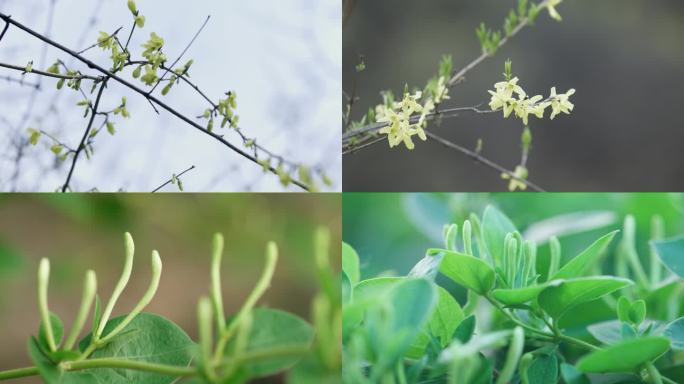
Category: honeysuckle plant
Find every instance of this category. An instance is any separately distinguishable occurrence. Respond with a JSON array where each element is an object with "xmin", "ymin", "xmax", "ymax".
[
  {"xmin": 343, "ymin": 0, "xmax": 575, "ymax": 191},
  {"xmin": 0, "ymin": 229, "xmax": 340, "ymax": 383},
  {"xmin": 0, "ymin": 0, "xmax": 331, "ymax": 192},
  {"xmin": 342, "ymin": 205, "xmax": 684, "ymax": 383}
]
